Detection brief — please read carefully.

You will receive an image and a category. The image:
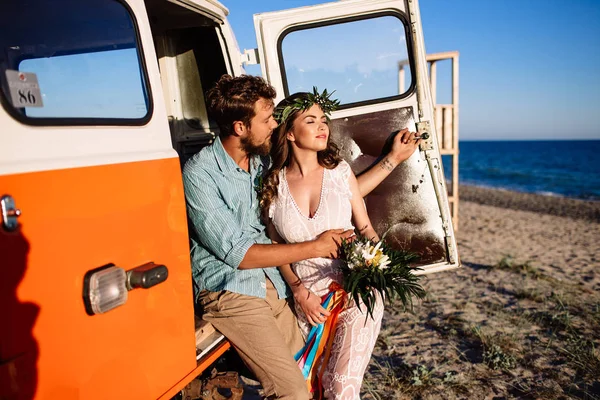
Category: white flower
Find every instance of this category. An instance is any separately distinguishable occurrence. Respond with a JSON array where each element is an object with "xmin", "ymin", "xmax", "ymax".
[
  {"xmin": 352, "ymin": 242, "xmax": 369, "ymax": 259},
  {"xmin": 361, "ymin": 248, "xmax": 374, "ymax": 262},
  {"xmin": 347, "ymin": 240, "xmax": 390, "ymax": 269},
  {"xmin": 361, "ymin": 241, "xmax": 385, "ymax": 267},
  {"xmin": 378, "ymin": 254, "xmax": 390, "ymax": 269},
  {"xmin": 369, "ymin": 241, "xmax": 383, "ymax": 258}
]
